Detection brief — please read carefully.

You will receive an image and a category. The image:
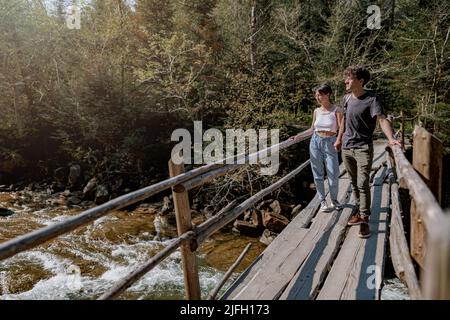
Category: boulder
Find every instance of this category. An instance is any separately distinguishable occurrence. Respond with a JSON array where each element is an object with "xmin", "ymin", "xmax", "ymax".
[
  {"xmin": 80, "ymin": 200, "xmax": 94, "ymax": 207},
  {"xmin": 270, "ymin": 200, "xmax": 292, "ymax": 219},
  {"xmin": 256, "ymin": 199, "xmax": 274, "ymax": 211},
  {"xmin": 68, "ymin": 164, "xmax": 82, "ymax": 188},
  {"xmin": 161, "ymin": 196, "xmax": 172, "ymax": 215},
  {"xmin": 232, "ymin": 219, "xmax": 263, "ymax": 237},
  {"xmin": 262, "ymin": 211, "xmax": 289, "ymax": 233},
  {"xmin": 95, "ymin": 185, "xmax": 109, "ymax": 205},
  {"xmin": 260, "ymin": 229, "xmax": 278, "ymax": 246},
  {"xmin": 83, "ymin": 177, "xmax": 97, "ymax": 199},
  {"xmin": 0, "ymin": 208, "xmax": 15, "ymax": 217},
  {"xmin": 251, "ymin": 209, "xmax": 263, "ymax": 228},
  {"xmin": 269, "ymin": 200, "xmax": 282, "ymax": 214},
  {"xmin": 53, "ymin": 167, "xmax": 68, "ymax": 191},
  {"xmin": 67, "ymin": 196, "xmax": 82, "ymax": 205}
]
